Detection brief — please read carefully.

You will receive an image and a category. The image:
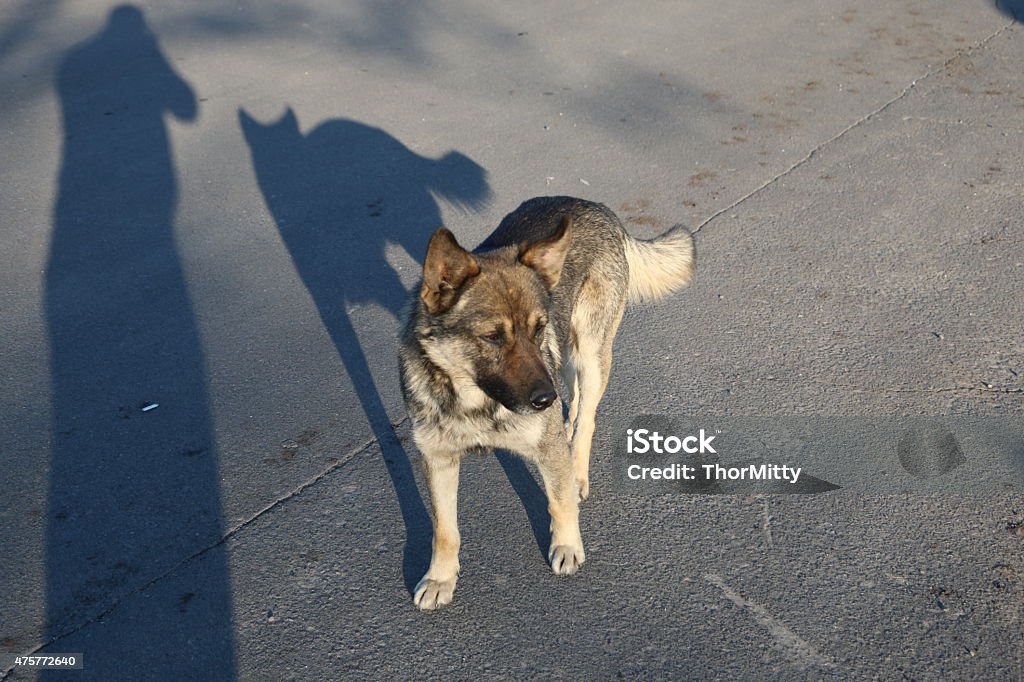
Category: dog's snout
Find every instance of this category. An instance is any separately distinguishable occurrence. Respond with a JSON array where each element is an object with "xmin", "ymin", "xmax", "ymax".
[{"xmin": 529, "ymin": 386, "xmax": 557, "ymax": 411}]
